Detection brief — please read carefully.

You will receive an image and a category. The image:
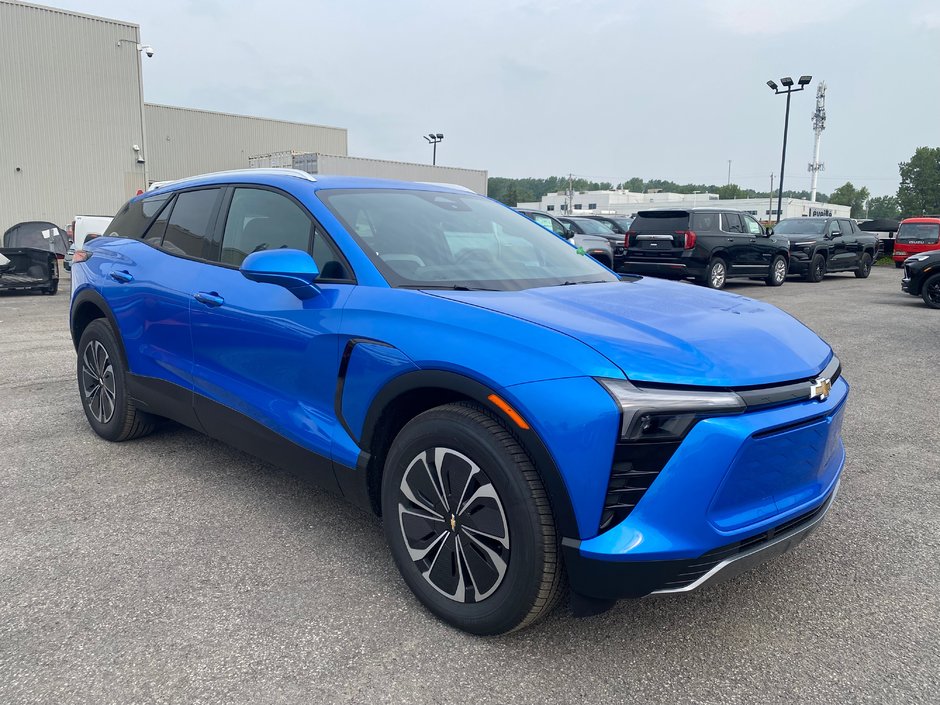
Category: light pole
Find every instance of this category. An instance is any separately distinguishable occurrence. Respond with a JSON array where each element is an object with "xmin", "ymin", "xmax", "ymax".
[
  {"xmin": 118, "ymin": 39, "xmax": 155, "ymax": 188},
  {"xmin": 767, "ymin": 75, "xmax": 811, "ymax": 222},
  {"xmin": 424, "ymin": 133, "xmax": 443, "ymax": 165}
]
